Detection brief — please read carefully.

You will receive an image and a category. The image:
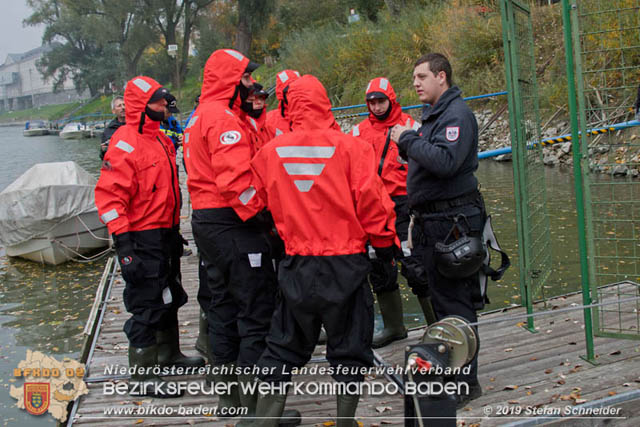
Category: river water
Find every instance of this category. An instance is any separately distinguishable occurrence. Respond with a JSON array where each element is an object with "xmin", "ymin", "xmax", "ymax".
[{"xmin": 0, "ymin": 125, "xmax": 584, "ymax": 425}]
